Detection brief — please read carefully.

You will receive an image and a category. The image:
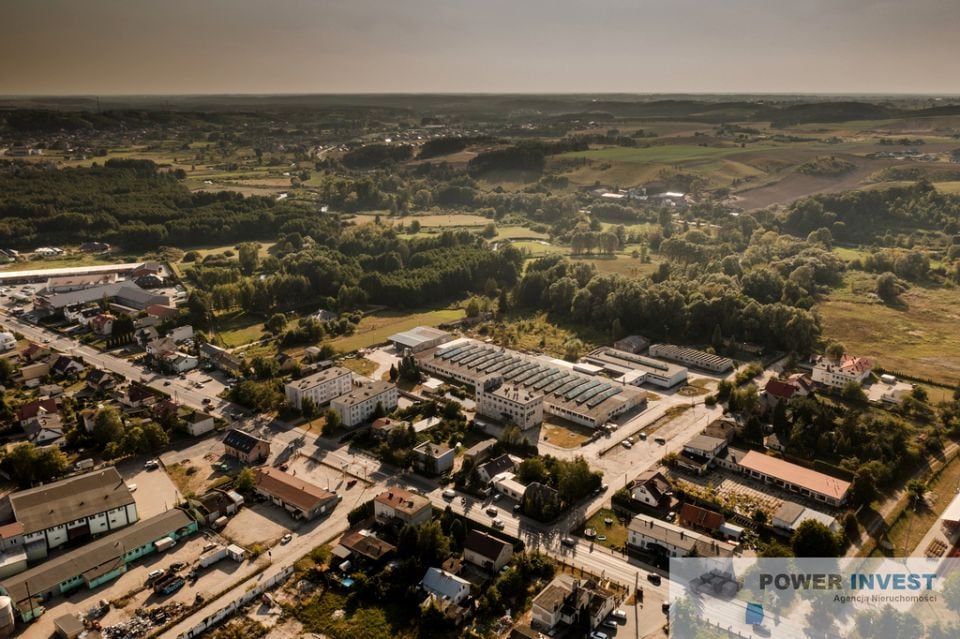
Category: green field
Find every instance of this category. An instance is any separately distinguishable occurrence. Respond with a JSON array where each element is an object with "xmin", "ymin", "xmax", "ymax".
[
  {"xmin": 214, "ymin": 311, "xmax": 268, "ymax": 348},
  {"xmin": 818, "ymin": 272, "xmax": 960, "ymax": 385},
  {"xmin": 329, "ymin": 308, "xmax": 465, "ymax": 353}
]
